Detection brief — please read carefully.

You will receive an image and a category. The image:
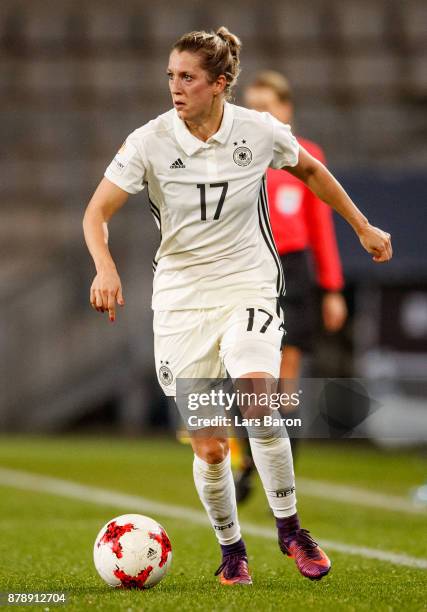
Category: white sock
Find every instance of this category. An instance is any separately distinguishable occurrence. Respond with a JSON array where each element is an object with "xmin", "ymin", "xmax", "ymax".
[
  {"xmin": 249, "ymin": 434, "xmax": 297, "ymax": 518},
  {"xmin": 193, "ymin": 452, "xmax": 241, "ymax": 545}
]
